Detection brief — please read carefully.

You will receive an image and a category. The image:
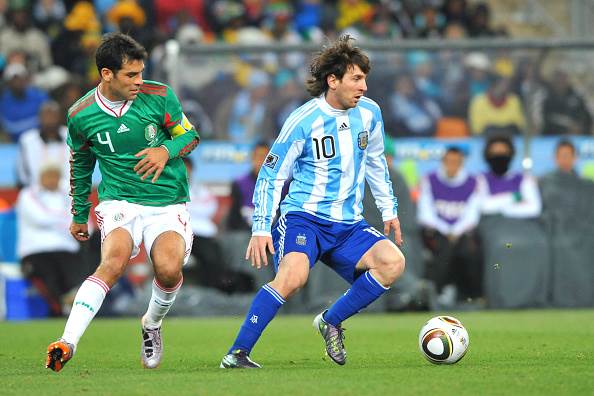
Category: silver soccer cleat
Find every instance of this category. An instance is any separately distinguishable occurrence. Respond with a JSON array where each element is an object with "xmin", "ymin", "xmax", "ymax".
[
  {"xmin": 313, "ymin": 311, "xmax": 347, "ymax": 365},
  {"xmin": 141, "ymin": 324, "xmax": 163, "ymax": 369}
]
